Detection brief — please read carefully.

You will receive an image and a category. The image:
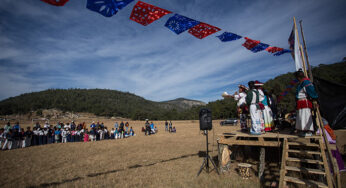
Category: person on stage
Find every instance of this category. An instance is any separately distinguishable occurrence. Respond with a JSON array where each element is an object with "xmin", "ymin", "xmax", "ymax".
[
  {"xmin": 254, "ymin": 81, "xmax": 274, "ymax": 132},
  {"xmin": 222, "ymin": 85, "xmax": 249, "ymax": 132},
  {"xmin": 294, "ymin": 69, "xmax": 318, "ymax": 137},
  {"xmin": 246, "ymin": 81, "xmax": 262, "ymax": 135}
]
